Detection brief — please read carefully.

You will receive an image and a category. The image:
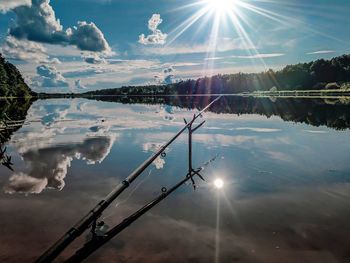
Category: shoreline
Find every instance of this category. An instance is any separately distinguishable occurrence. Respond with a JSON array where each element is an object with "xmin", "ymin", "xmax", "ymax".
[{"xmin": 1, "ymin": 89, "xmax": 350, "ymax": 100}]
